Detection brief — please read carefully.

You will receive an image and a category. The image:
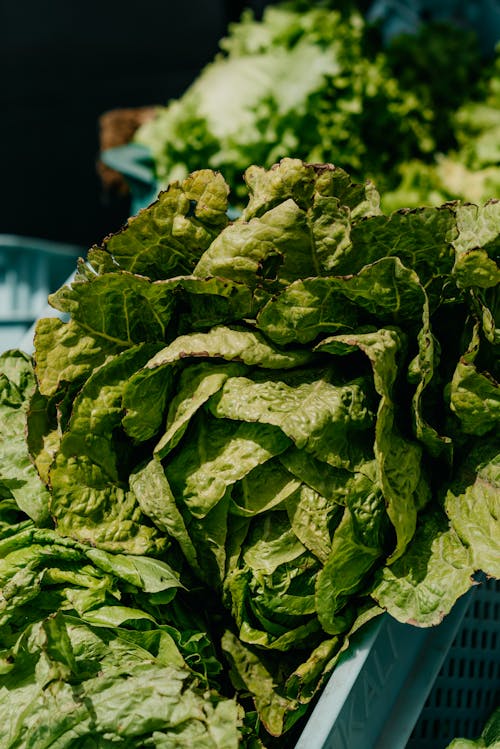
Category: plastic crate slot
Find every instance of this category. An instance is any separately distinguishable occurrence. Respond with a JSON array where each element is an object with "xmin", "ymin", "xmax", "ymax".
[
  {"xmin": 450, "ymin": 688, "xmax": 463, "ymax": 707},
  {"xmin": 478, "ymin": 600, "xmax": 490, "ymax": 618},
  {"xmin": 432, "ymin": 717, "xmax": 442, "ymax": 738},
  {"xmin": 466, "ymin": 690, "xmax": 475, "ymax": 709},
  {"xmin": 487, "ymin": 630, "xmax": 495, "ymax": 651},
  {"xmin": 476, "ymin": 690, "xmax": 486, "ymax": 709},
  {"xmin": 478, "ymin": 629, "xmax": 487, "ymax": 649},
  {"xmin": 459, "ymin": 628, "xmax": 470, "ymax": 648},
  {"xmin": 471, "ymin": 717, "xmax": 484, "ymax": 736},
  {"xmin": 455, "ymin": 689, "xmax": 464, "ymax": 708},
  {"xmin": 458, "ymin": 658, "xmax": 468, "ymax": 678}
]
